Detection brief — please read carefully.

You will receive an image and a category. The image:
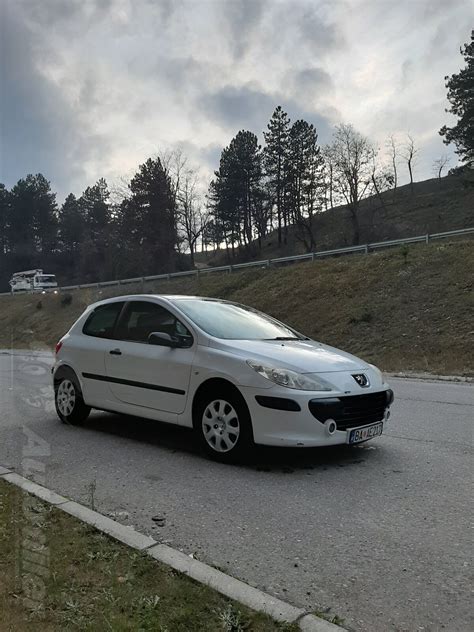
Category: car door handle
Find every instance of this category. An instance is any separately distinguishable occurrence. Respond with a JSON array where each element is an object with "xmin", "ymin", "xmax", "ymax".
[{"xmin": 109, "ymin": 349, "xmax": 122, "ymax": 356}]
